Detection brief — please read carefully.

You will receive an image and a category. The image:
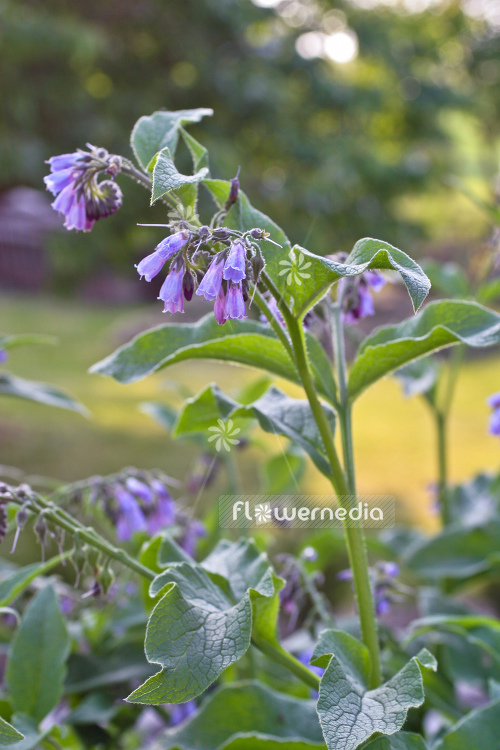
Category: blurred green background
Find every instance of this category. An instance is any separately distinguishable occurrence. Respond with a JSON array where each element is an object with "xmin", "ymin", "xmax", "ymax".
[{"xmin": 1, "ymin": 0, "xmax": 500, "ymax": 527}]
